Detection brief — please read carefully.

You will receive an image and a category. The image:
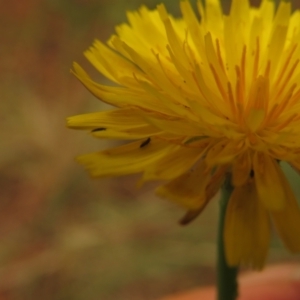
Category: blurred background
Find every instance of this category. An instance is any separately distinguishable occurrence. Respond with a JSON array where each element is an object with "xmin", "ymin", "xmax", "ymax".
[{"xmin": 1, "ymin": 0, "xmax": 300, "ymax": 299}]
